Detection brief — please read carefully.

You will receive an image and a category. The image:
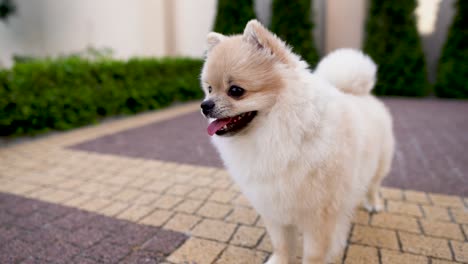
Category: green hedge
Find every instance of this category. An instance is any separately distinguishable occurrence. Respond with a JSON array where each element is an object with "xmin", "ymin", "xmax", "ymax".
[
  {"xmin": 364, "ymin": 0, "xmax": 428, "ymax": 97},
  {"xmin": 270, "ymin": 0, "xmax": 319, "ymax": 67},
  {"xmin": 213, "ymin": 0, "xmax": 257, "ymax": 35},
  {"xmin": 435, "ymin": 0, "xmax": 468, "ymax": 98},
  {"xmin": 0, "ymin": 57, "xmax": 203, "ymax": 136}
]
